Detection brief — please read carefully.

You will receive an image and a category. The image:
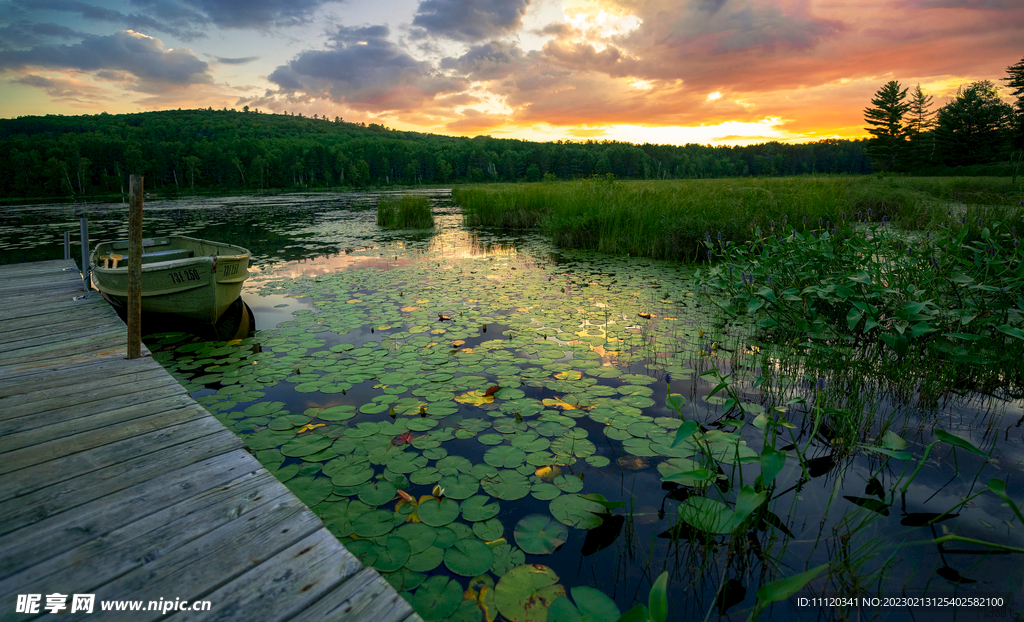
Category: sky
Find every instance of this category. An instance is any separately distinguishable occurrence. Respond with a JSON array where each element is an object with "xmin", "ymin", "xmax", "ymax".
[{"xmin": 0, "ymin": 0, "xmax": 1021, "ymax": 146}]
